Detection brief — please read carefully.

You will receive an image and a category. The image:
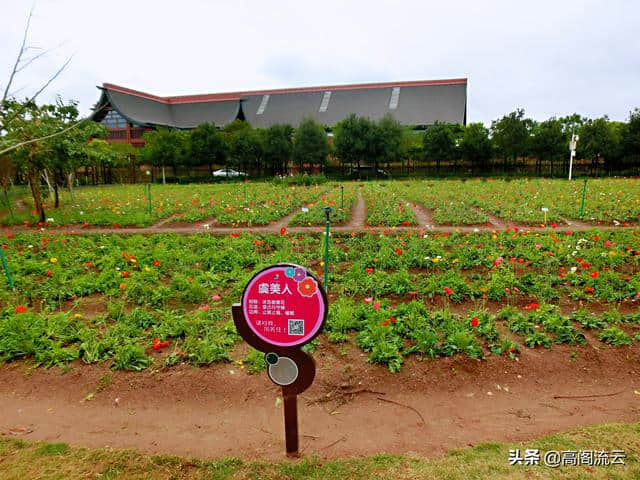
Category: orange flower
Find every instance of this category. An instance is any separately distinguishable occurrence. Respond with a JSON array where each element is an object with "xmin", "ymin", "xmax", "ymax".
[
  {"xmin": 119, "ymin": 283, "xmax": 126, "ymax": 290},
  {"xmin": 297, "ymin": 277, "xmax": 317, "ymax": 297}
]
